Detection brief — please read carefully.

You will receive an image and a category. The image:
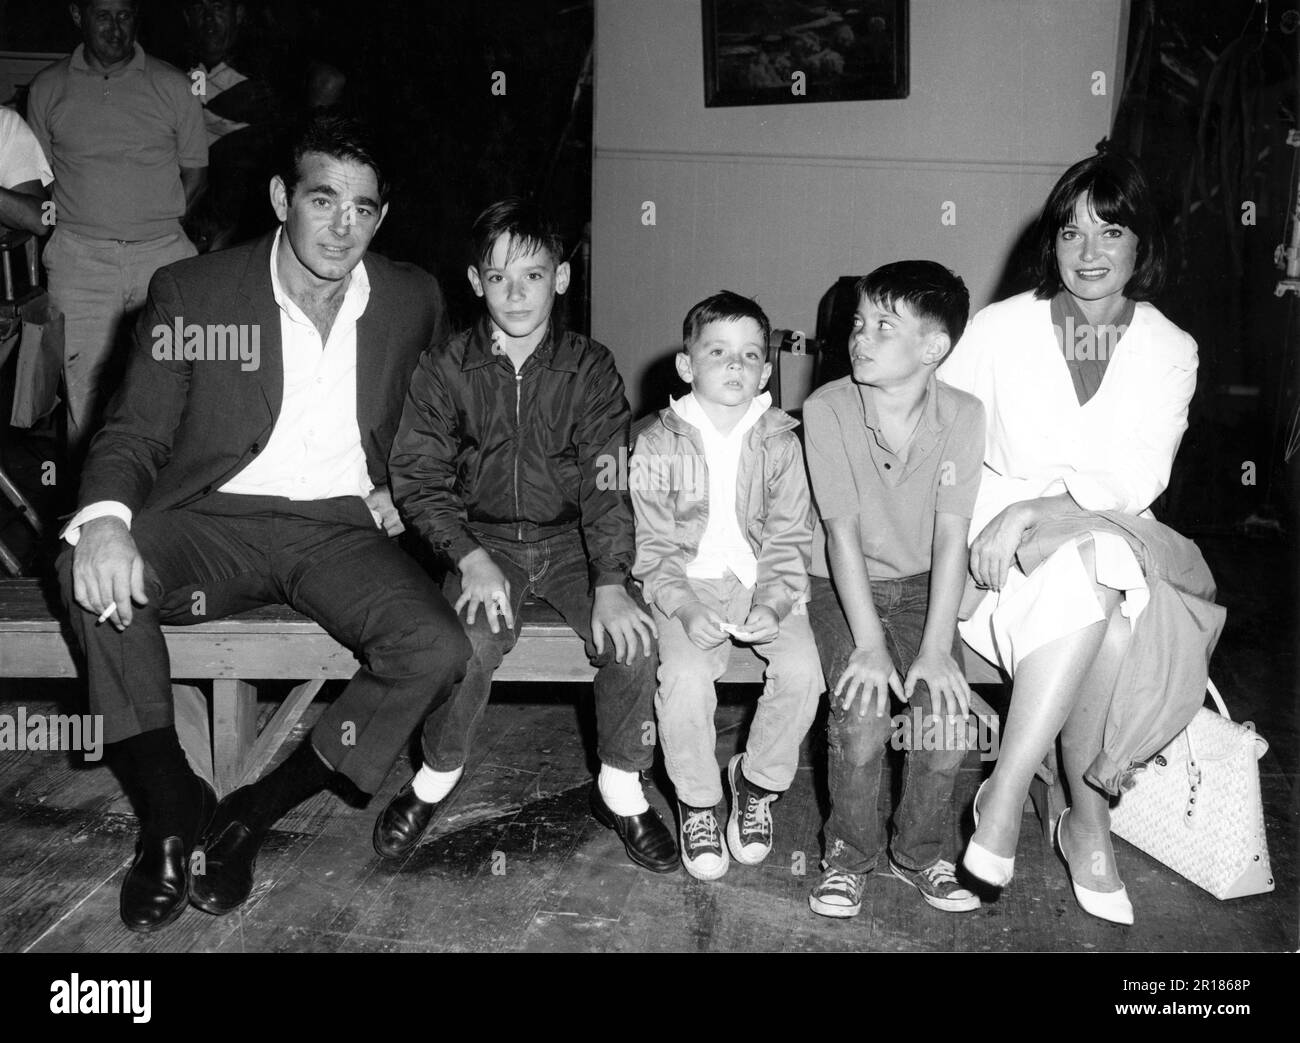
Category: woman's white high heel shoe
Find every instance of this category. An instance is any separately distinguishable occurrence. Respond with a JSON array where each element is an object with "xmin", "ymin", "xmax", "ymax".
[
  {"xmin": 1055, "ymin": 808, "xmax": 1134, "ymax": 926},
  {"xmin": 962, "ymin": 779, "xmax": 1015, "ymax": 887}
]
